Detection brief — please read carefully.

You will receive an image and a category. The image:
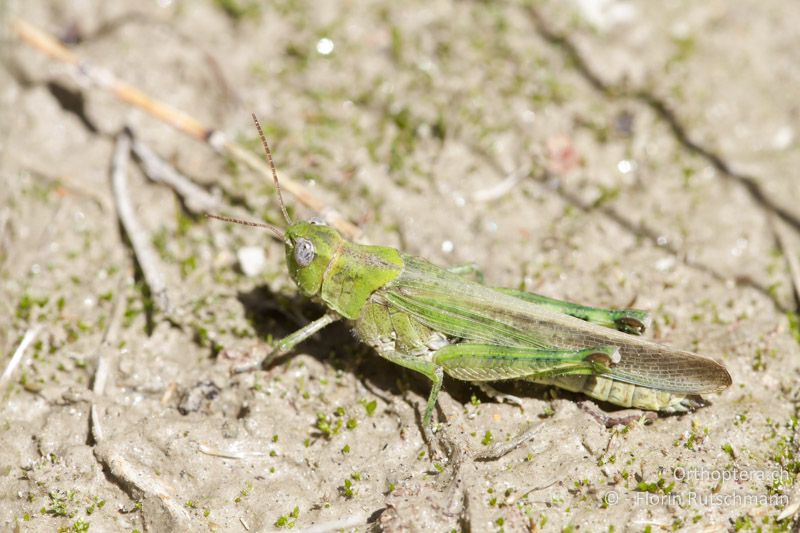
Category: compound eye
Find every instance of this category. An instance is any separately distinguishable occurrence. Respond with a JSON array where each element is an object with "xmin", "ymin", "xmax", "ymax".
[
  {"xmin": 294, "ymin": 238, "xmax": 315, "ymax": 267},
  {"xmin": 308, "ymin": 217, "xmax": 327, "ymax": 226}
]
